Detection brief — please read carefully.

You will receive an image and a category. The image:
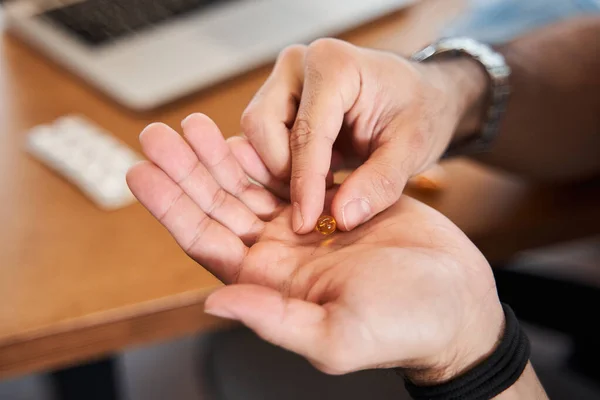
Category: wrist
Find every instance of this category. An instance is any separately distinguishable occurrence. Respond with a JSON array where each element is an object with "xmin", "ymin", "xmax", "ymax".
[
  {"xmin": 403, "ymin": 300, "xmax": 505, "ymax": 385},
  {"xmin": 422, "ymin": 57, "xmax": 491, "ymax": 145},
  {"xmin": 494, "ymin": 362, "xmax": 547, "ymax": 400}
]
